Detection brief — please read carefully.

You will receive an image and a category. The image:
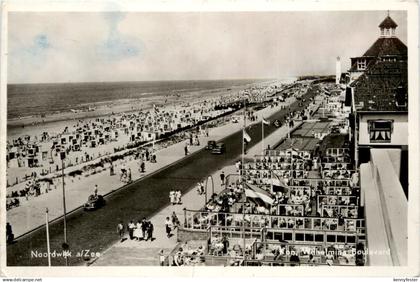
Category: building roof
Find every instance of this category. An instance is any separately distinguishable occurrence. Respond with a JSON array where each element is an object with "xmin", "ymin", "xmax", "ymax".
[
  {"xmin": 352, "ymin": 60, "xmax": 407, "ymax": 112},
  {"xmin": 363, "ymin": 37, "xmax": 407, "ymax": 57},
  {"xmin": 379, "ymin": 16, "xmax": 398, "ymax": 29},
  {"xmin": 349, "ymin": 57, "xmax": 376, "ymax": 72}
]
